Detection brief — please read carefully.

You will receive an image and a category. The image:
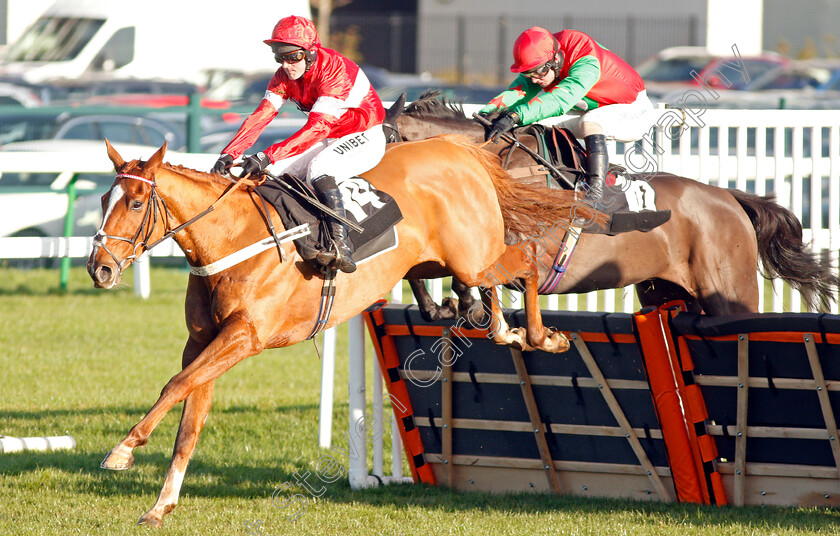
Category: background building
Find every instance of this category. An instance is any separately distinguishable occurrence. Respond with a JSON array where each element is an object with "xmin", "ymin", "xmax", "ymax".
[{"xmin": 2, "ymin": 0, "xmax": 837, "ymax": 83}]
